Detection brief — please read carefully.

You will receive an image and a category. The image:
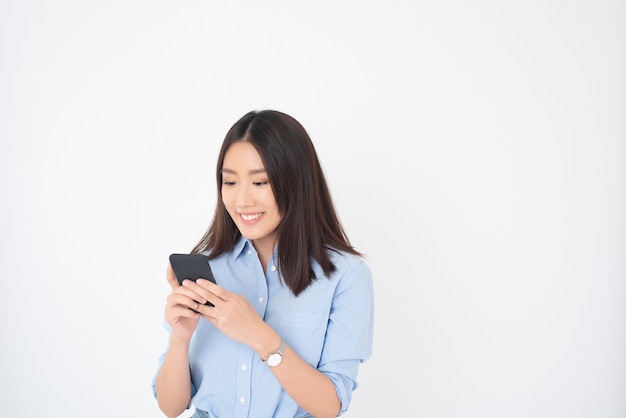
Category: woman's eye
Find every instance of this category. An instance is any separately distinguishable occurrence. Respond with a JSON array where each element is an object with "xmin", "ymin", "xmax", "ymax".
[
  {"xmin": 253, "ymin": 181, "xmax": 269, "ymax": 186},
  {"xmin": 222, "ymin": 181, "xmax": 235, "ymax": 186}
]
